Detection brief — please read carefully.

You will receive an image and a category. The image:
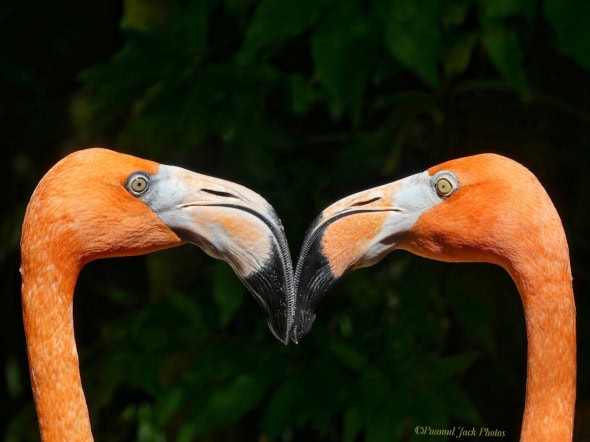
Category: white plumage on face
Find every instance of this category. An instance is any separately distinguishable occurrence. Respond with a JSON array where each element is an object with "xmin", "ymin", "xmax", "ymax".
[{"xmin": 137, "ymin": 164, "xmax": 281, "ymax": 277}]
